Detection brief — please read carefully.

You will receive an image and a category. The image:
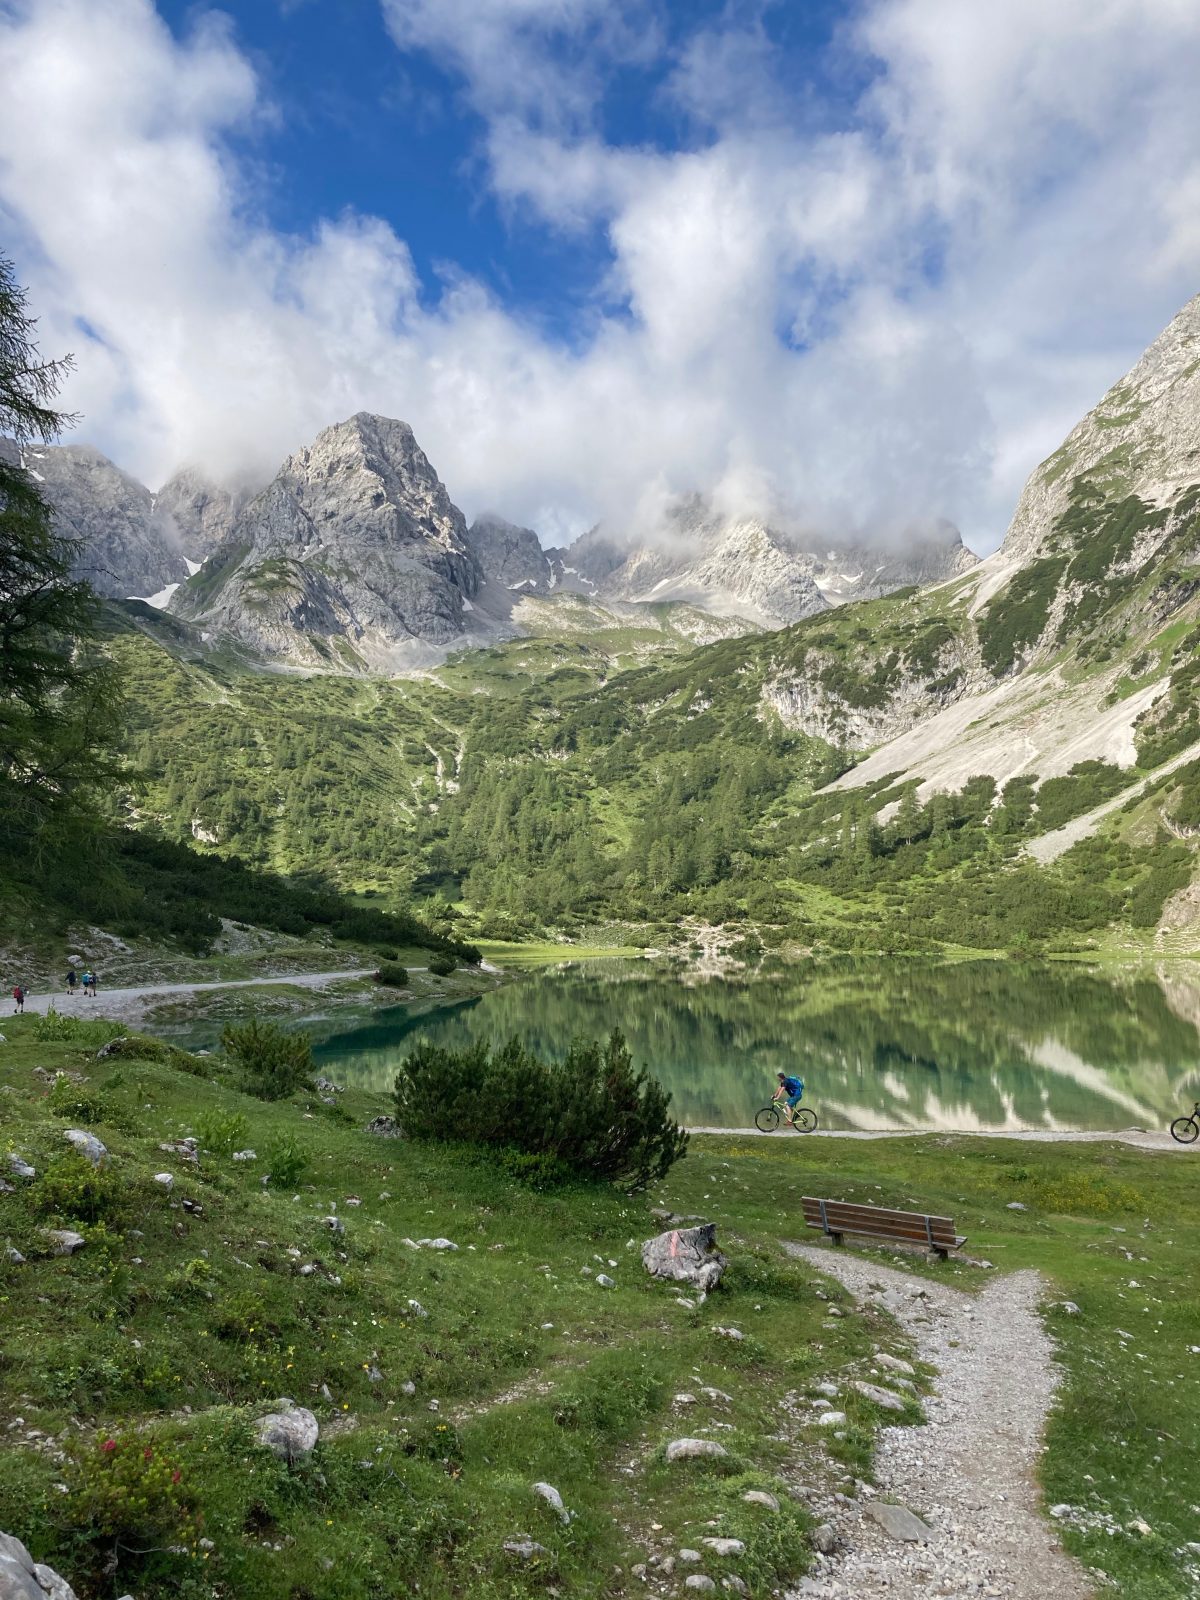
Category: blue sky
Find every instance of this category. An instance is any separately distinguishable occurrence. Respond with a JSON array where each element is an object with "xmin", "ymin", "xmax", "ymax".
[{"xmin": 2, "ymin": 0, "xmax": 1199, "ymax": 550}]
